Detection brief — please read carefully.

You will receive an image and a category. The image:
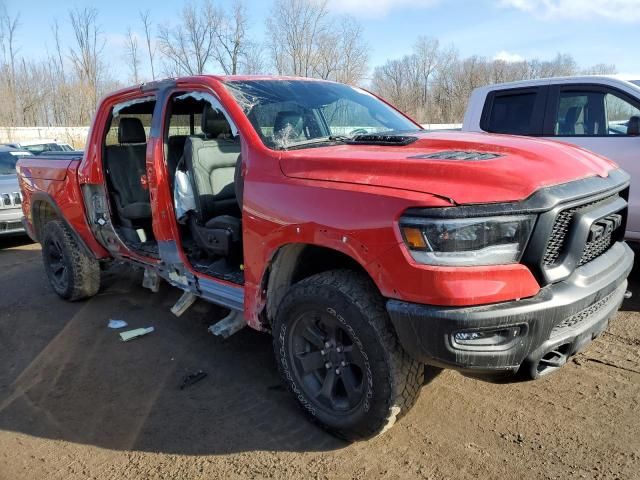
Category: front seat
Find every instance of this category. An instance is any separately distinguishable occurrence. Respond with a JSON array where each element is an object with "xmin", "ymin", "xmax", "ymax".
[
  {"xmin": 628, "ymin": 116, "xmax": 640, "ymax": 136},
  {"xmin": 104, "ymin": 117, "xmax": 151, "ymax": 228},
  {"xmin": 560, "ymin": 106, "xmax": 583, "ymax": 135},
  {"xmin": 183, "ymin": 105, "xmax": 242, "ymax": 256}
]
